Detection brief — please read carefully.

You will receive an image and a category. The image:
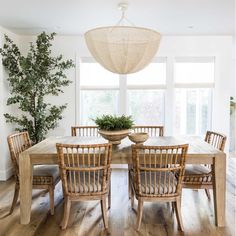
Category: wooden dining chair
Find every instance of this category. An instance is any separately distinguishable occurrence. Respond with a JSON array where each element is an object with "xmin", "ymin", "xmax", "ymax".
[
  {"xmin": 182, "ymin": 131, "xmax": 226, "ymax": 199},
  {"xmin": 130, "ymin": 144, "xmax": 188, "ymax": 231},
  {"xmin": 71, "ymin": 126, "xmax": 99, "ymax": 137},
  {"xmin": 129, "ymin": 125, "xmax": 164, "ymax": 198},
  {"xmin": 7, "ymin": 131, "xmax": 60, "ymax": 215},
  {"xmin": 132, "ymin": 125, "xmax": 164, "ymax": 137},
  {"xmin": 56, "ymin": 142, "xmax": 112, "ymax": 230}
]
